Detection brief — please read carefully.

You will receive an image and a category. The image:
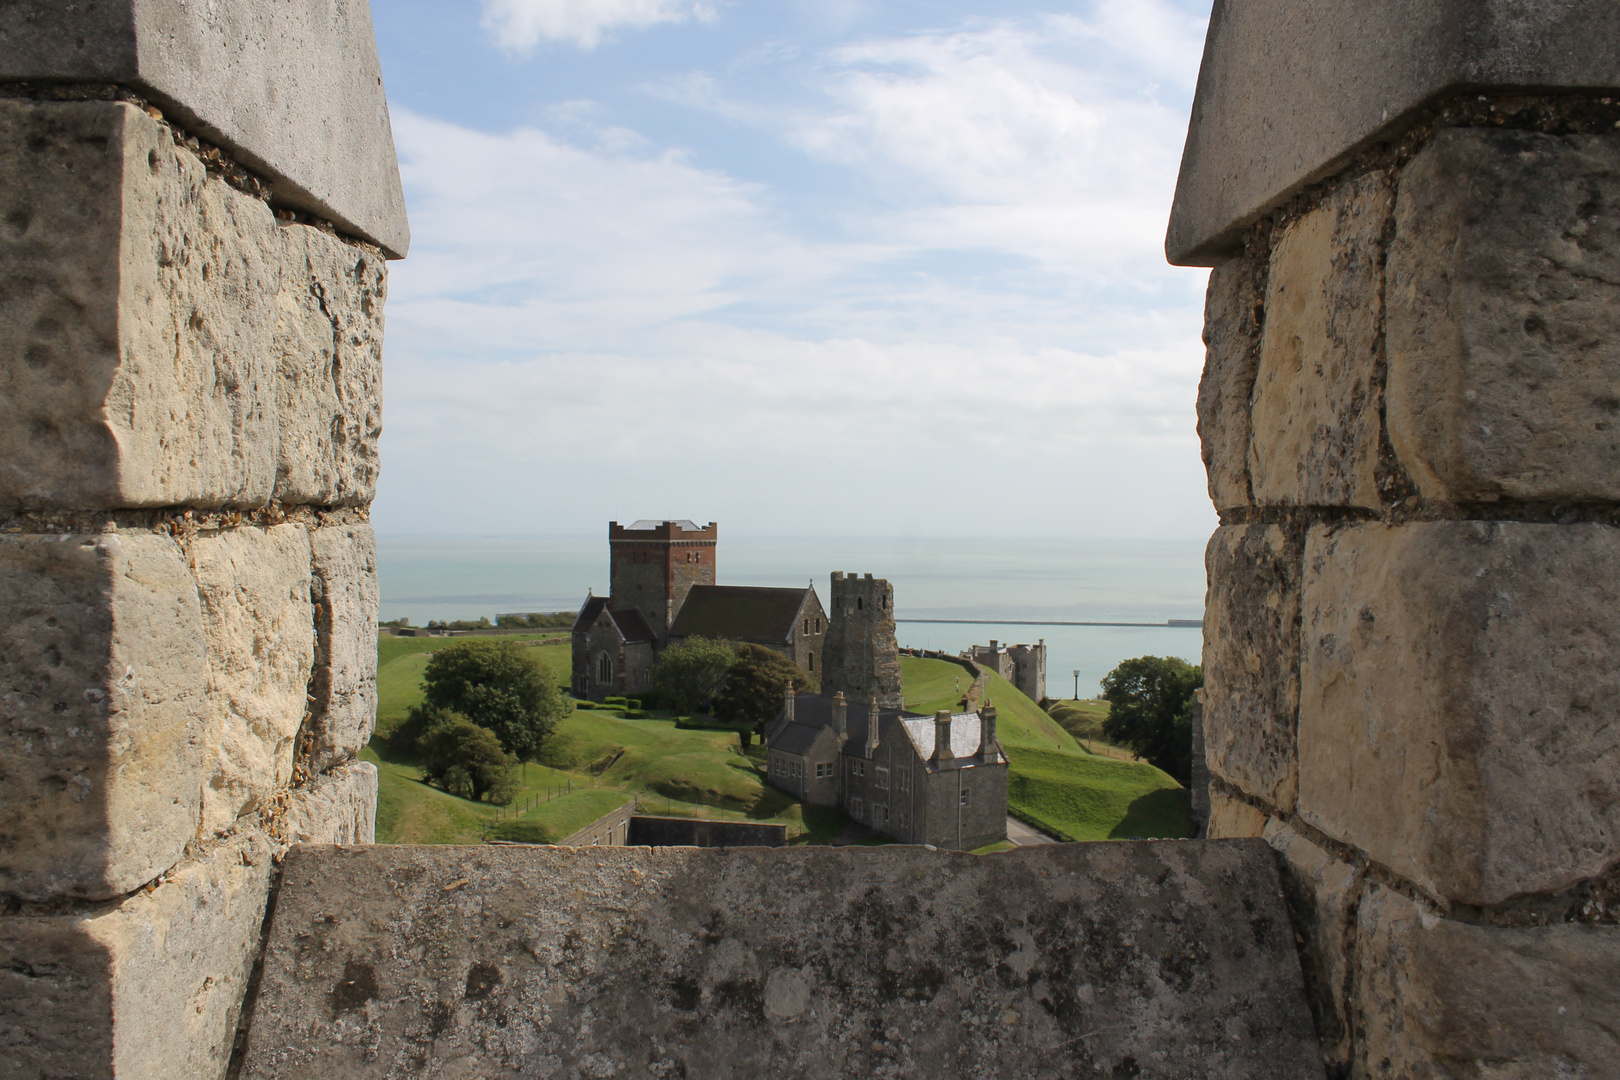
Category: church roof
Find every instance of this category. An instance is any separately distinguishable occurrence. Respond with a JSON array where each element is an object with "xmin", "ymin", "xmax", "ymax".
[
  {"xmin": 573, "ymin": 595, "xmax": 608, "ymax": 634},
  {"xmin": 668, "ymin": 585, "xmax": 812, "ymax": 643},
  {"xmin": 572, "ymin": 596, "xmax": 657, "ymax": 644},
  {"xmin": 610, "ymin": 607, "xmax": 657, "ymax": 644}
]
